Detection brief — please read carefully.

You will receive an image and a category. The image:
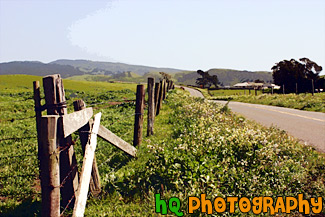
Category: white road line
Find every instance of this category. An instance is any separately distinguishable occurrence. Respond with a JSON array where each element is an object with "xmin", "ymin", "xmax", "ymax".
[{"xmin": 239, "ymin": 103, "xmax": 325, "ymax": 122}]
